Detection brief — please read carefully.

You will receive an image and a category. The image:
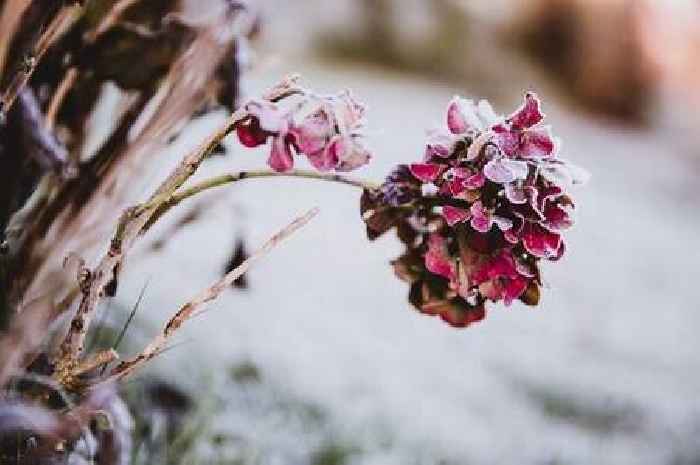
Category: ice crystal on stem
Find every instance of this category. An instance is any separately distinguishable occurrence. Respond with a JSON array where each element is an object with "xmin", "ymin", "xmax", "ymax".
[
  {"xmin": 235, "ymin": 89, "xmax": 372, "ymax": 172},
  {"xmin": 362, "ymin": 93, "xmax": 588, "ymax": 328}
]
